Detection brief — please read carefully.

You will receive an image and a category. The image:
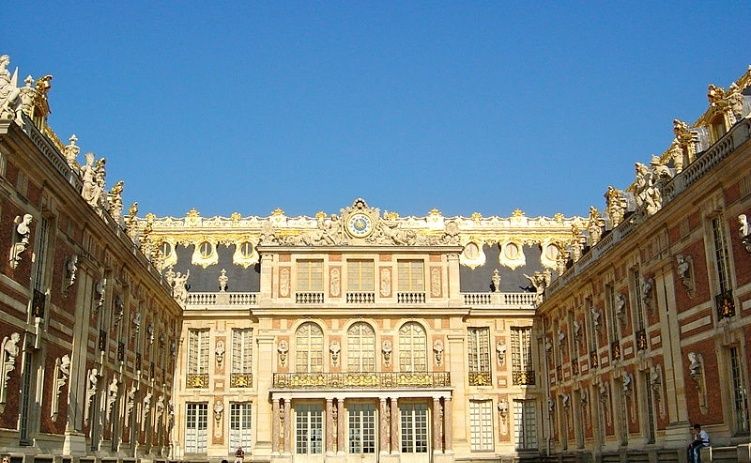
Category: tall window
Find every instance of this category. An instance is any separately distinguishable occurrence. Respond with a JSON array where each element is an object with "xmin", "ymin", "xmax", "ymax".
[
  {"xmin": 729, "ymin": 346, "xmax": 749, "ymax": 435},
  {"xmin": 400, "ymin": 403, "xmax": 428, "ymax": 453},
  {"xmin": 469, "ymin": 400, "xmax": 494, "ymax": 451},
  {"xmin": 511, "ymin": 327, "xmax": 533, "ymax": 385},
  {"xmin": 711, "ymin": 216, "xmax": 732, "ymax": 294},
  {"xmin": 229, "ymin": 402, "xmax": 252, "ymax": 452},
  {"xmin": 185, "ymin": 402, "xmax": 208, "ymax": 454},
  {"xmin": 187, "ymin": 329, "xmax": 210, "ymax": 385},
  {"xmin": 642, "ymin": 373, "xmax": 656, "ymax": 444},
  {"xmin": 33, "ymin": 217, "xmax": 50, "ymax": 291},
  {"xmin": 513, "ymin": 400, "xmax": 538, "ymax": 449},
  {"xmin": 296, "ymin": 404, "xmax": 323, "ymax": 454},
  {"xmin": 297, "ymin": 260, "xmax": 323, "ymax": 292},
  {"xmin": 295, "ymin": 322, "xmax": 324, "ymax": 373},
  {"xmin": 231, "ymin": 329, "xmax": 253, "ymax": 387},
  {"xmin": 586, "ymin": 297, "xmax": 597, "ymax": 353},
  {"xmin": 347, "ymin": 323, "xmax": 375, "ymax": 372},
  {"xmin": 399, "ymin": 322, "xmax": 427, "ymax": 372},
  {"xmin": 567, "ymin": 311, "xmax": 578, "ymax": 361},
  {"xmin": 347, "ymin": 260, "xmax": 375, "ymax": 291},
  {"xmin": 468, "ymin": 327, "xmax": 491, "ymax": 385},
  {"xmin": 398, "ymin": 260, "xmax": 424, "ymax": 292},
  {"xmin": 605, "ymin": 284, "xmax": 619, "ymax": 343},
  {"xmin": 629, "ymin": 269, "xmax": 645, "ymax": 331},
  {"xmin": 348, "ymin": 403, "xmax": 376, "ymax": 453}
]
